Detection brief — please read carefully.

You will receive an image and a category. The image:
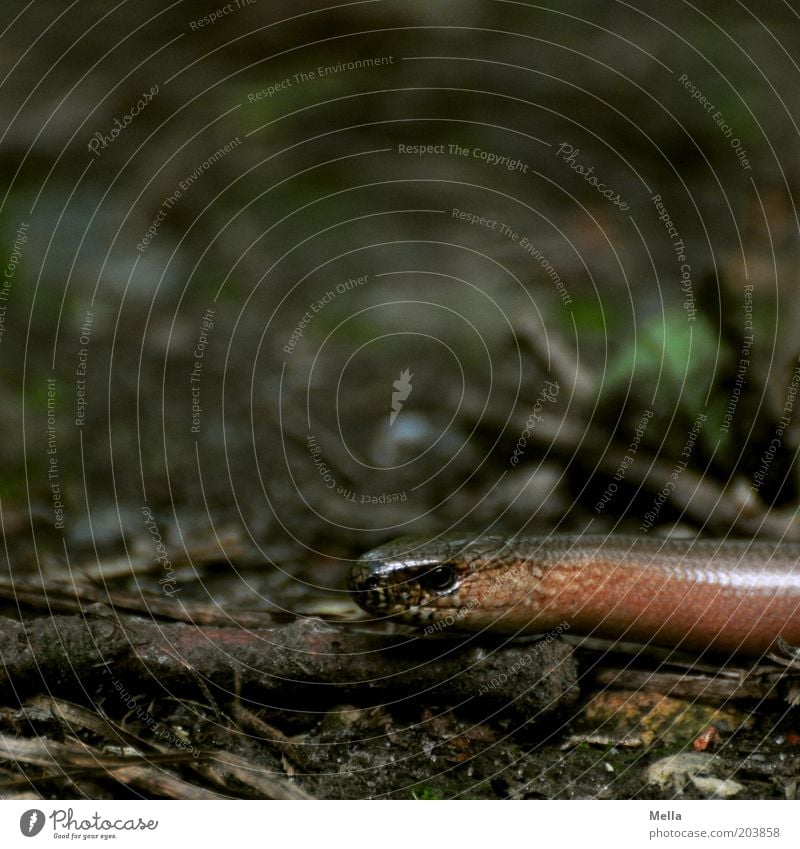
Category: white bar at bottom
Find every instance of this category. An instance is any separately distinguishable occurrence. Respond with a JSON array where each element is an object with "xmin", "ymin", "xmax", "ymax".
[{"xmin": 3, "ymin": 799, "xmax": 798, "ymax": 848}]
